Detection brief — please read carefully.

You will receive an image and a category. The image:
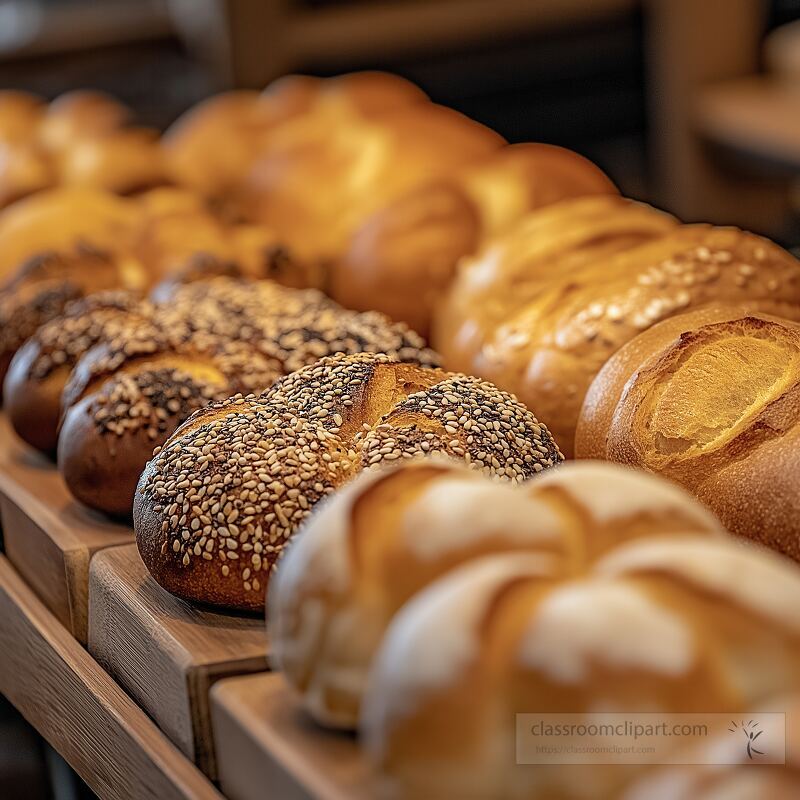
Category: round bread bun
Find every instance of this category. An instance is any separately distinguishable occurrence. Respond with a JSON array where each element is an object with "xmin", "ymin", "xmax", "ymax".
[
  {"xmin": 0, "ymin": 90, "xmax": 45, "ymax": 143},
  {"xmin": 434, "ymin": 206, "xmax": 800, "ymax": 456},
  {"xmin": 0, "ymin": 187, "xmax": 141, "ymax": 280},
  {"xmin": 361, "ymin": 537, "xmax": 800, "ymax": 800},
  {"xmin": 58, "ymin": 331, "xmax": 282, "ymax": 517},
  {"xmin": 3, "ymin": 291, "xmax": 150, "ymax": 454},
  {"xmin": 0, "ymin": 140, "xmax": 54, "ymax": 208},
  {"xmin": 0, "ymin": 246, "xmax": 149, "ymax": 395},
  {"xmin": 134, "ymin": 352, "xmax": 563, "ymax": 611},
  {"xmin": 333, "ymin": 143, "xmax": 617, "ymax": 336},
  {"xmin": 58, "ymin": 127, "xmax": 169, "ymax": 195},
  {"xmin": 37, "ymin": 90, "xmax": 131, "ymax": 154},
  {"xmin": 576, "ymin": 307, "xmax": 800, "ymax": 560},
  {"xmin": 270, "ymin": 459, "xmax": 724, "ymax": 728},
  {"xmin": 152, "ymin": 276, "xmax": 441, "ymax": 372}
]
